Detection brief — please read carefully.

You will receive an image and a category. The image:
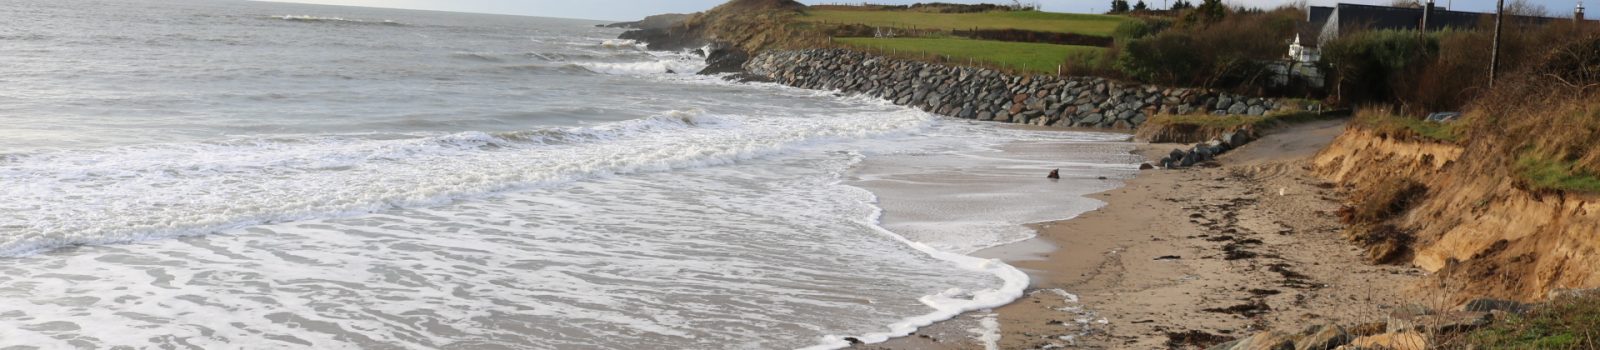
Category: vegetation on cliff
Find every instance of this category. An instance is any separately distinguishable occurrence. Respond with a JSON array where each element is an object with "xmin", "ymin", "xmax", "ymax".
[
  {"xmin": 799, "ymin": 9, "xmax": 1128, "ymax": 36},
  {"xmin": 833, "ymin": 37, "xmax": 1104, "ymax": 74},
  {"xmin": 1322, "ymin": 35, "xmax": 1600, "ymax": 307}
]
